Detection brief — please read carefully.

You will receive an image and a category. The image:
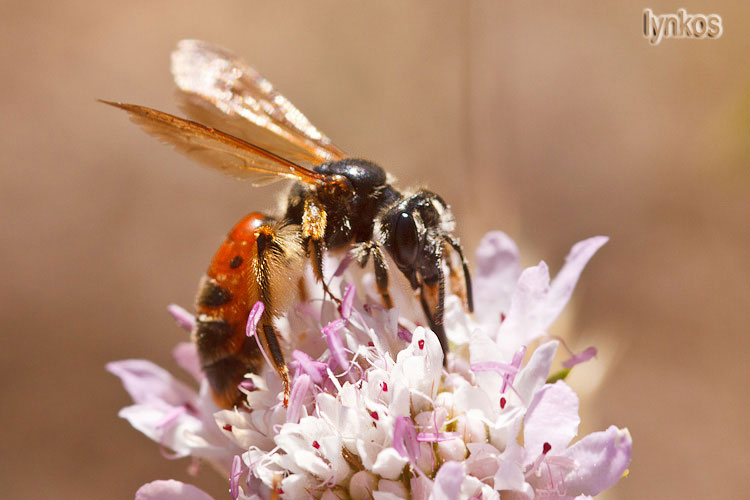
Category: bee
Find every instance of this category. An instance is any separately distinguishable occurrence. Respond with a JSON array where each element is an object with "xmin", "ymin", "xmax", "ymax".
[{"xmin": 102, "ymin": 40, "xmax": 473, "ymax": 409}]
